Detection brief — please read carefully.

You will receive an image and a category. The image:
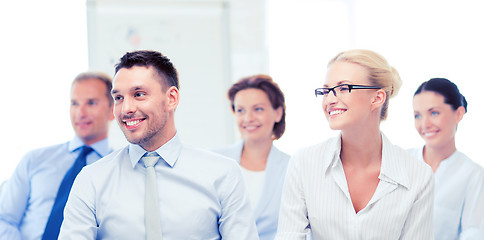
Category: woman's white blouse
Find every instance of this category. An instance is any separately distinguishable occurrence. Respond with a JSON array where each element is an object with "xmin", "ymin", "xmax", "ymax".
[
  {"xmin": 240, "ymin": 167, "xmax": 266, "ymax": 208},
  {"xmin": 276, "ymin": 134, "xmax": 434, "ymax": 240},
  {"xmin": 408, "ymin": 147, "xmax": 484, "ymax": 239}
]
